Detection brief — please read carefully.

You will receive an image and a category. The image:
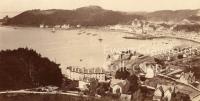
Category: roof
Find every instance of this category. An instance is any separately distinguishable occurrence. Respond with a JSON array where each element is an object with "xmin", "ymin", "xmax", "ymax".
[
  {"xmin": 66, "ymin": 66, "xmax": 106, "ymax": 74},
  {"xmin": 141, "ymin": 85, "xmax": 155, "ymax": 90},
  {"xmin": 156, "ymin": 84, "xmax": 175, "ymax": 93},
  {"xmin": 180, "ymin": 71, "xmax": 195, "ymax": 80},
  {"xmin": 191, "ymin": 93, "xmax": 200, "ymax": 101},
  {"xmin": 112, "ymin": 82, "xmax": 124, "ymax": 89},
  {"xmin": 110, "ymin": 79, "xmax": 128, "ymax": 87},
  {"xmin": 167, "ymin": 69, "xmax": 183, "ymax": 76}
]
